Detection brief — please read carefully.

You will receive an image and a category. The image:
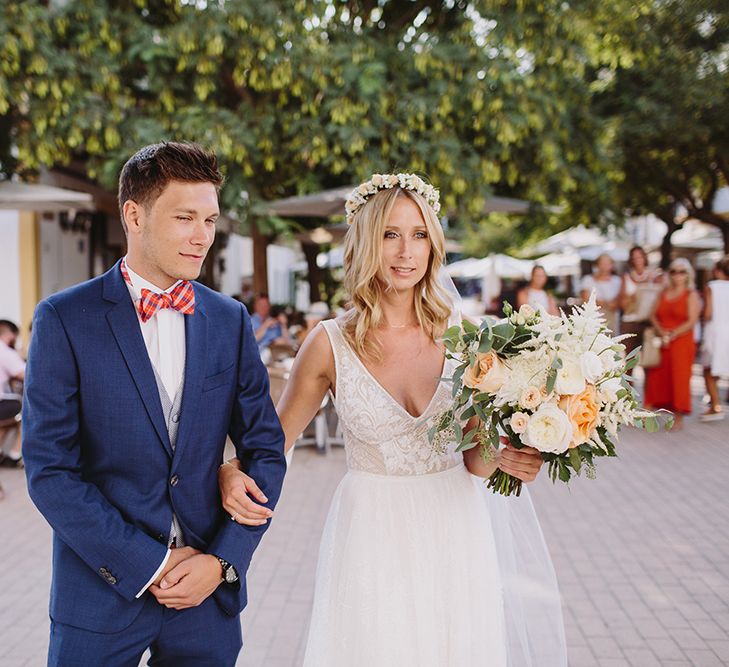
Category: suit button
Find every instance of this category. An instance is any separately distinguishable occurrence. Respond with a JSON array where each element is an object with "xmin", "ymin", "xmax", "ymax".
[
  {"xmin": 170, "ymin": 475, "xmax": 179, "ymax": 487},
  {"xmin": 171, "ymin": 413, "xmax": 180, "ymax": 423},
  {"xmin": 158, "ymin": 533, "xmax": 166, "ymax": 543},
  {"xmin": 99, "ymin": 567, "xmax": 117, "ymax": 585}
]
